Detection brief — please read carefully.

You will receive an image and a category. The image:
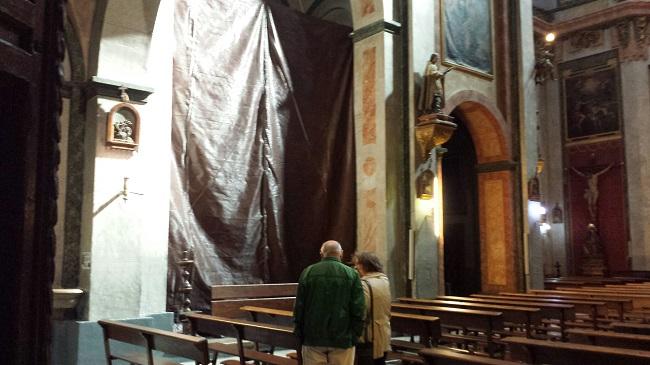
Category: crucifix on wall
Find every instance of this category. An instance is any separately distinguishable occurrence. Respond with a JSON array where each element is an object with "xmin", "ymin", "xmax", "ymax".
[{"xmin": 570, "ymin": 163, "xmax": 614, "ymax": 223}]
